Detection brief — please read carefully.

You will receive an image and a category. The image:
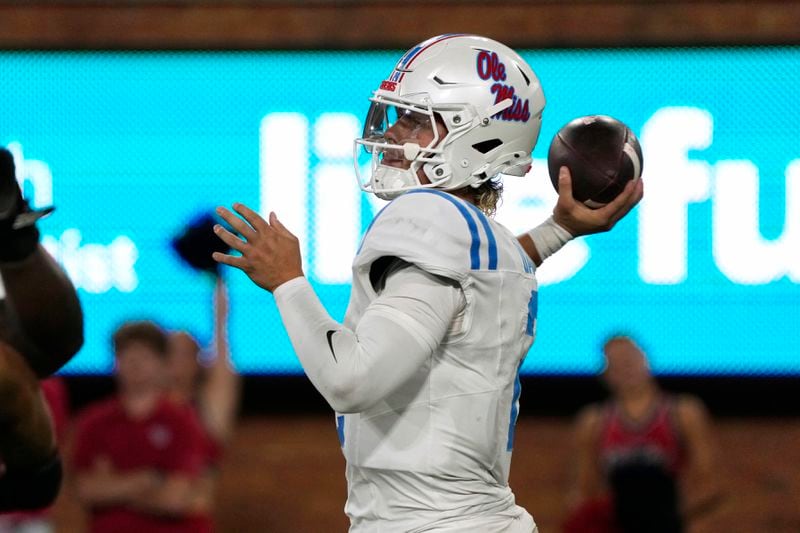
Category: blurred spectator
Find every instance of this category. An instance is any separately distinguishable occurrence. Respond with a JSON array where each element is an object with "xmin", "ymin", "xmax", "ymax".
[
  {"xmin": 166, "ymin": 278, "xmax": 240, "ymax": 528},
  {"xmin": 0, "ymin": 377, "xmax": 69, "ymax": 533},
  {"xmin": 564, "ymin": 335, "xmax": 723, "ymax": 533},
  {"xmin": 71, "ymin": 321, "xmax": 210, "ymax": 533}
]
